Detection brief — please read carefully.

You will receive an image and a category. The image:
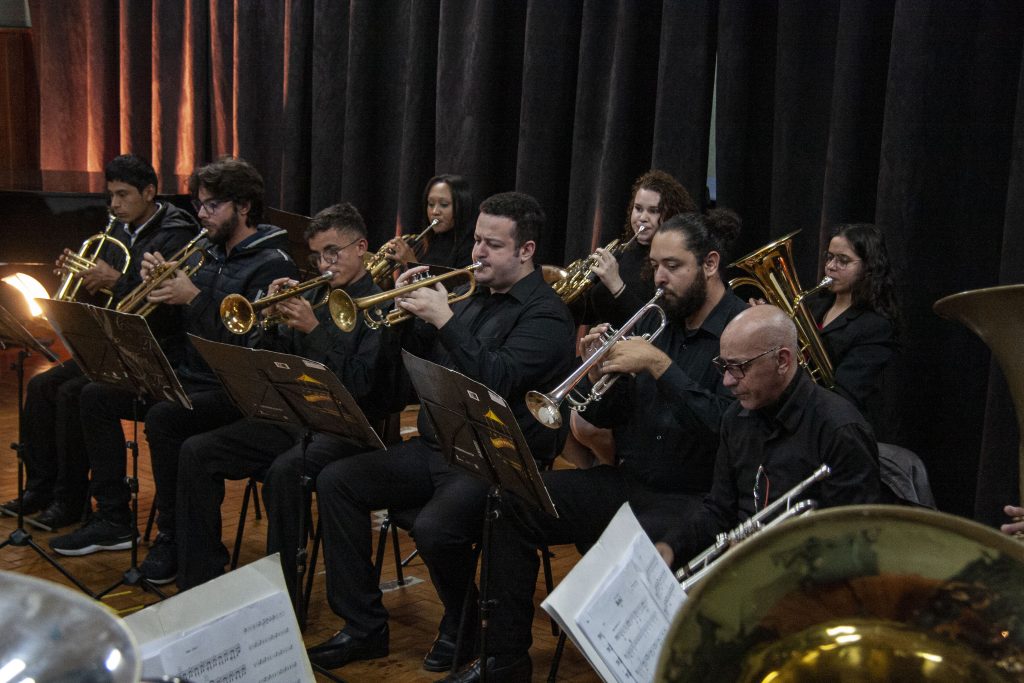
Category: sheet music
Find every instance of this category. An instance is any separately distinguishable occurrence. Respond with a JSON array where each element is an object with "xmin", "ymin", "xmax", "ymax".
[{"xmin": 541, "ymin": 503, "xmax": 687, "ymax": 683}]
